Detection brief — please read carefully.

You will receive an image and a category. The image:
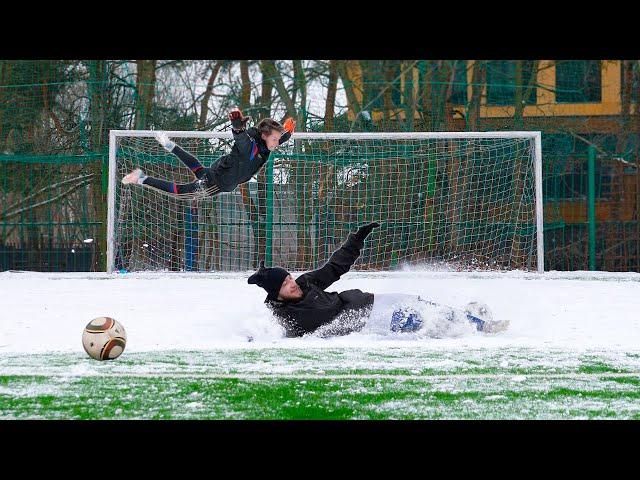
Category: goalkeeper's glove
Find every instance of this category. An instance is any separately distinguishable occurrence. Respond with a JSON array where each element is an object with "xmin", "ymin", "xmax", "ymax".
[
  {"xmin": 283, "ymin": 117, "xmax": 296, "ymax": 135},
  {"xmin": 278, "ymin": 117, "xmax": 296, "ymax": 145},
  {"xmin": 155, "ymin": 132, "xmax": 176, "ymax": 152},
  {"xmin": 353, "ymin": 222, "xmax": 381, "ymax": 242},
  {"xmin": 229, "ymin": 108, "xmax": 250, "ymax": 132}
]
